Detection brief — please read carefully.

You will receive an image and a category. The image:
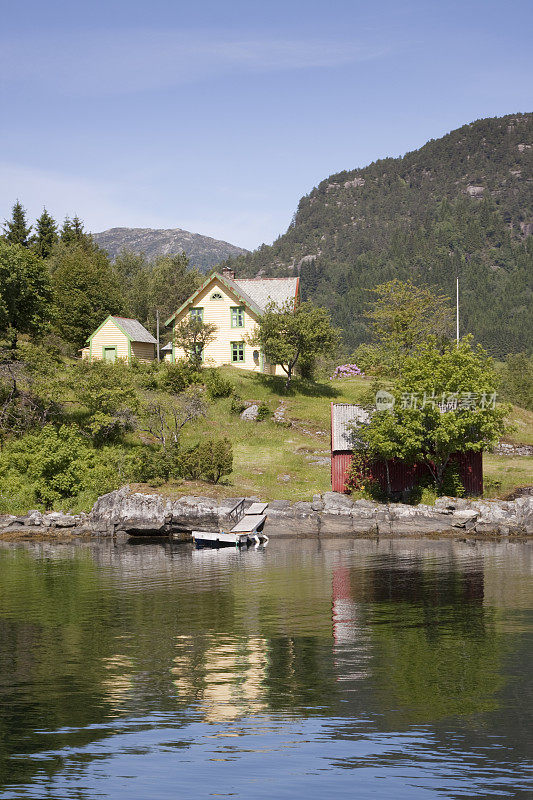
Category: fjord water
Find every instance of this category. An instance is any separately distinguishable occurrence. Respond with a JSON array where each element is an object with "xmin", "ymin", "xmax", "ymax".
[{"xmin": 0, "ymin": 538, "xmax": 531, "ymax": 800}]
